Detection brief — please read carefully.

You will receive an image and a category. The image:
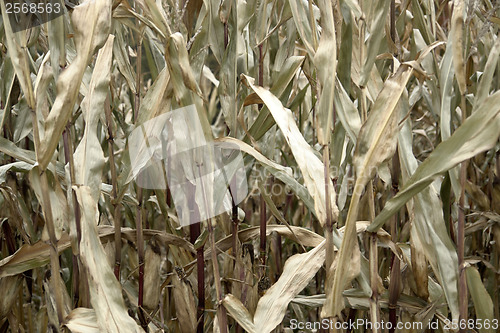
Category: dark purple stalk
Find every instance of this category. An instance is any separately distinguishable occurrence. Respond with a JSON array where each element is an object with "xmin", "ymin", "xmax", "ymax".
[
  {"xmin": 388, "ymin": 151, "xmax": 401, "ymax": 332},
  {"xmin": 134, "ymin": 25, "xmax": 147, "ymax": 330},
  {"xmin": 190, "ymin": 222, "xmax": 204, "ymax": 333},
  {"xmin": 259, "ymin": 192, "xmax": 267, "ymax": 270}
]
